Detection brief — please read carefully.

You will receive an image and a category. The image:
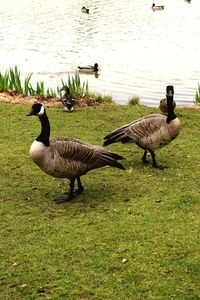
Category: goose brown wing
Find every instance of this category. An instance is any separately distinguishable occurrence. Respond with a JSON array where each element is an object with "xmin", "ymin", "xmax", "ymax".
[
  {"xmin": 50, "ymin": 137, "xmax": 124, "ymax": 170},
  {"xmin": 104, "ymin": 114, "xmax": 165, "ymax": 145},
  {"xmin": 124, "ymin": 114, "xmax": 166, "ymax": 142}
]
